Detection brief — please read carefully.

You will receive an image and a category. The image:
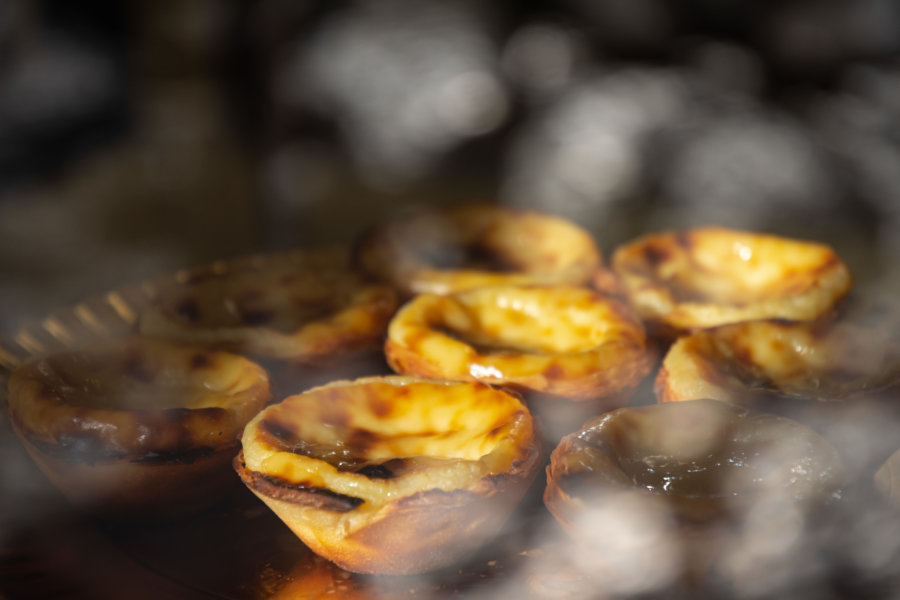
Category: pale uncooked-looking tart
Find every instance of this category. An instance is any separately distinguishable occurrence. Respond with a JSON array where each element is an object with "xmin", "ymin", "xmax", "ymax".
[
  {"xmin": 610, "ymin": 227, "xmax": 852, "ymax": 336},
  {"xmin": 353, "ymin": 203, "xmax": 602, "ymax": 296},
  {"xmin": 6, "ymin": 336, "xmax": 271, "ymax": 515},
  {"xmin": 138, "ymin": 246, "xmax": 398, "ymax": 365},
  {"xmin": 235, "ymin": 375, "xmax": 541, "ymax": 574}
]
